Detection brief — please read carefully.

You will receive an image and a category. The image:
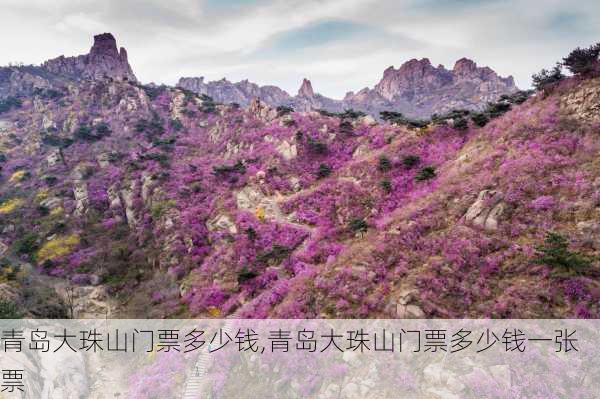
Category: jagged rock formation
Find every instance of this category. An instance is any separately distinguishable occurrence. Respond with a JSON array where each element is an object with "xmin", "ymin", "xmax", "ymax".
[
  {"xmin": 42, "ymin": 33, "xmax": 136, "ymax": 82},
  {"xmin": 178, "ymin": 58, "xmax": 517, "ymax": 118},
  {"xmin": 0, "ymin": 66, "xmax": 55, "ymax": 98},
  {"xmin": 0, "ymin": 33, "xmax": 136, "ymax": 99},
  {"xmin": 177, "ymin": 76, "xmax": 290, "ymax": 107},
  {"xmin": 297, "ymin": 78, "xmax": 314, "ymax": 97},
  {"xmin": 344, "ymin": 57, "xmax": 517, "ymax": 118}
]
